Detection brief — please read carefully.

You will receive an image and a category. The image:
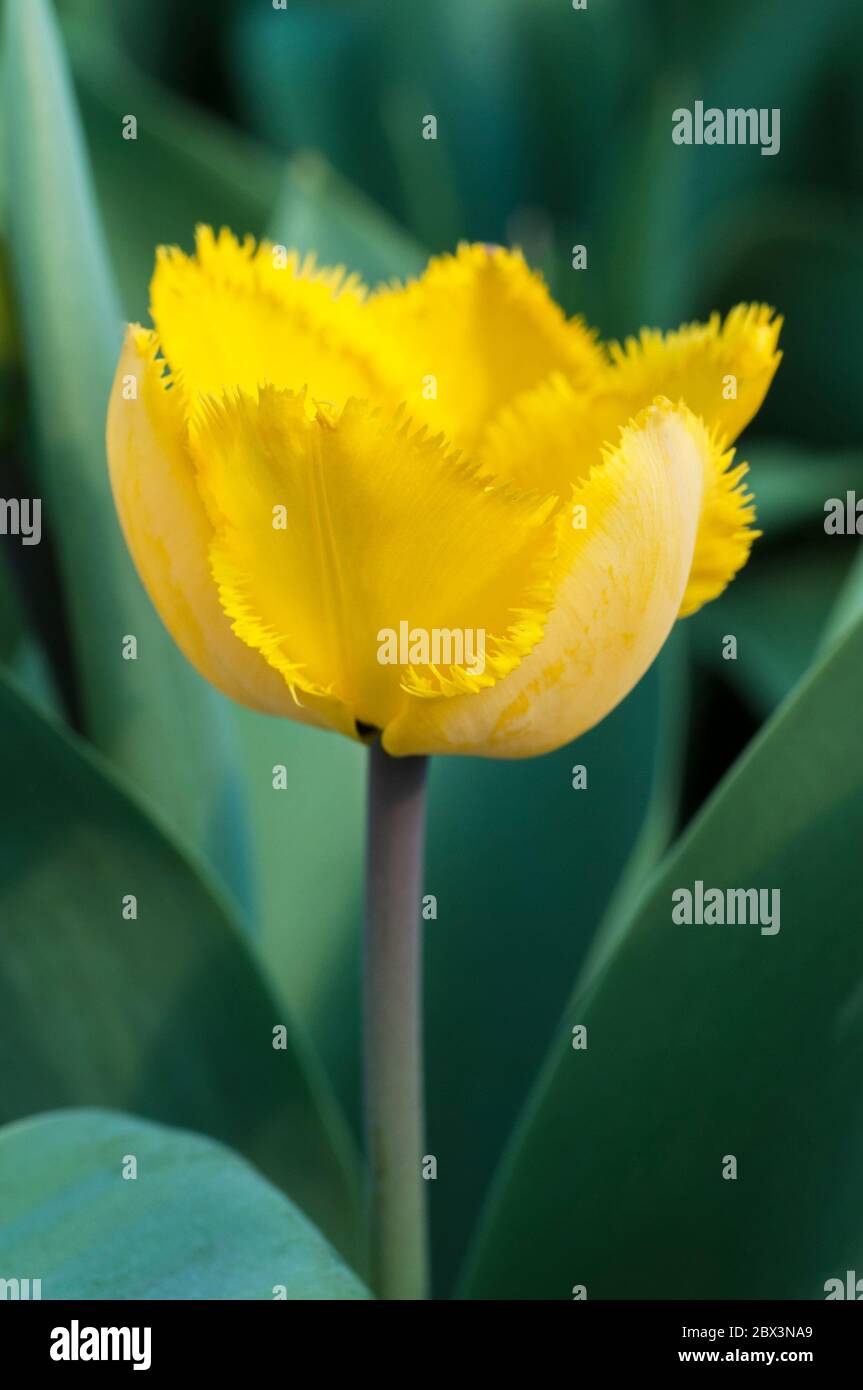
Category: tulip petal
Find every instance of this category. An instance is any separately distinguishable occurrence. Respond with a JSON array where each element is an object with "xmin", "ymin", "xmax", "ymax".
[
  {"xmin": 365, "ymin": 243, "xmax": 604, "ymax": 454},
  {"xmin": 107, "ymin": 325, "xmax": 352, "ymax": 728},
  {"xmin": 149, "ymin": 225, "xmax": 389, "ymax": 417},
  {"xmin": 602, "ymin": 302, "xmax": 782, "ymax": 445},
  {"xmin": 478, "ymin": 305, "xmax": 781, "ymax": 494},
  {"xmin": 384, "ymin": 401, "xmax": 711, "ymax": 758},
  {"xmin": 188, "ymin": 388, "xmax": 559, "ymax": 736},
  {"xmin": 480, "ymin": 372, "xmax": 758, "ymax": 617}
]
